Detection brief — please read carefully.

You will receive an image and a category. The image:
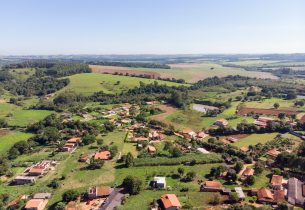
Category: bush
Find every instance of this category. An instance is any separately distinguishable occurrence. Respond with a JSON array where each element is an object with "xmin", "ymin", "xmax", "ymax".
[
  {"xmin": 122, "ymin": 176, "xmax": 142, "ymax": 195},
  {"xmin": 62, "ymin": 190, "xmax": 80, "ymax": 202}
]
